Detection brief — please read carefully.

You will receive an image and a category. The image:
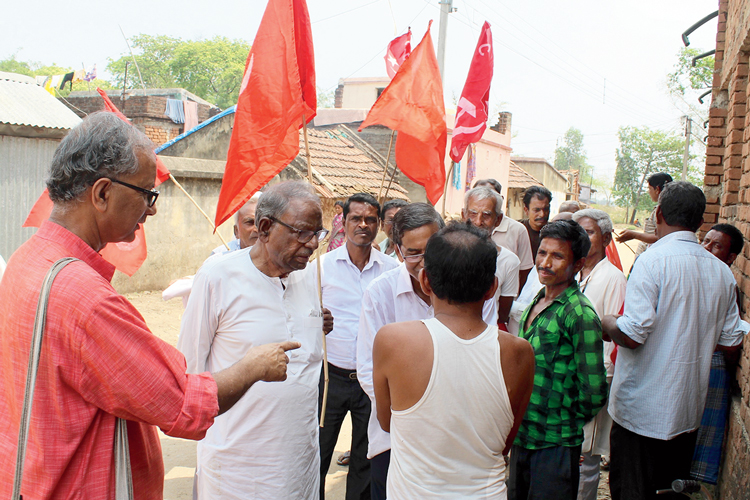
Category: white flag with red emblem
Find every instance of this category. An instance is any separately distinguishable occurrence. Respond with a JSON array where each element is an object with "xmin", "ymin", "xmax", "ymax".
[{"xmin": 384, "ymin": 29, "xmax": 412, "ymax": 79}]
